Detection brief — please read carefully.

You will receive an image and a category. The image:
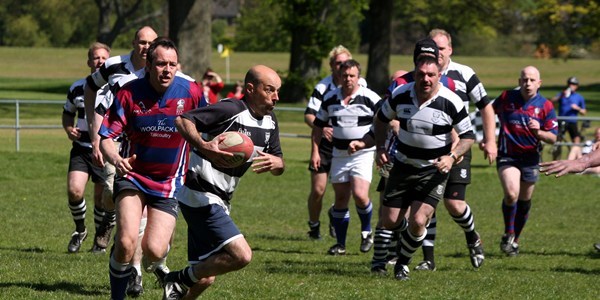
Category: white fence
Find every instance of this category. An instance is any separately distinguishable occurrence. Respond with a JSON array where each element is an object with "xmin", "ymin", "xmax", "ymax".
[{"xmin": 0, "ymin": 99, "xmax": 309, "ymax": 152}]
